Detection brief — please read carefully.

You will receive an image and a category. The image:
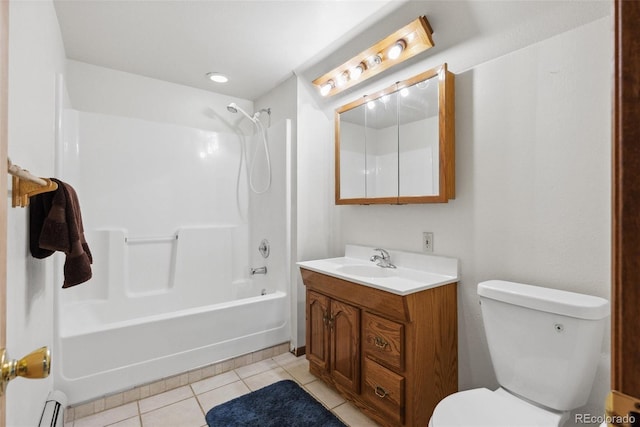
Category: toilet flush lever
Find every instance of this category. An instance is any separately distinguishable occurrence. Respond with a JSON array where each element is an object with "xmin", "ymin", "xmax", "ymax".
[{"xmin": 0, "ymin": 346, "xmax": 51, "ymax": 396}]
